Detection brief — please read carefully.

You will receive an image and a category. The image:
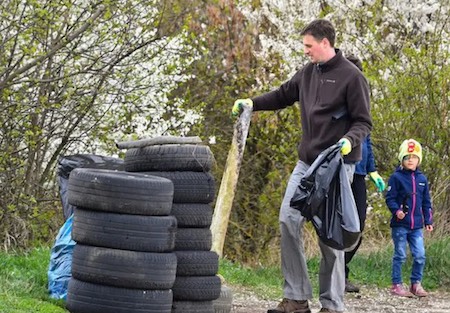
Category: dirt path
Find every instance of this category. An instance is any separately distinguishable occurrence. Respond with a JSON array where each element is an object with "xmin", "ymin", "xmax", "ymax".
[{"xmin": 230, "ymin": 285, "xmax": 450, "ymax": 313}]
